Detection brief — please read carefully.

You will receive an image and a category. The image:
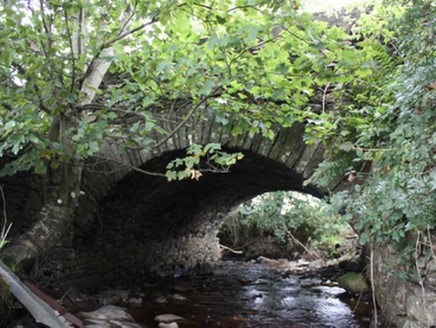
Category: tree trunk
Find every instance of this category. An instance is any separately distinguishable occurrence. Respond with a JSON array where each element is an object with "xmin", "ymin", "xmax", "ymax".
[
  {"xmin": 1, "ymin": 162, "xmax": 82, "ymax": 272},
  {"xmin": 1, "ymin": 0, "xmax": 123, "ymax": 273}
]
